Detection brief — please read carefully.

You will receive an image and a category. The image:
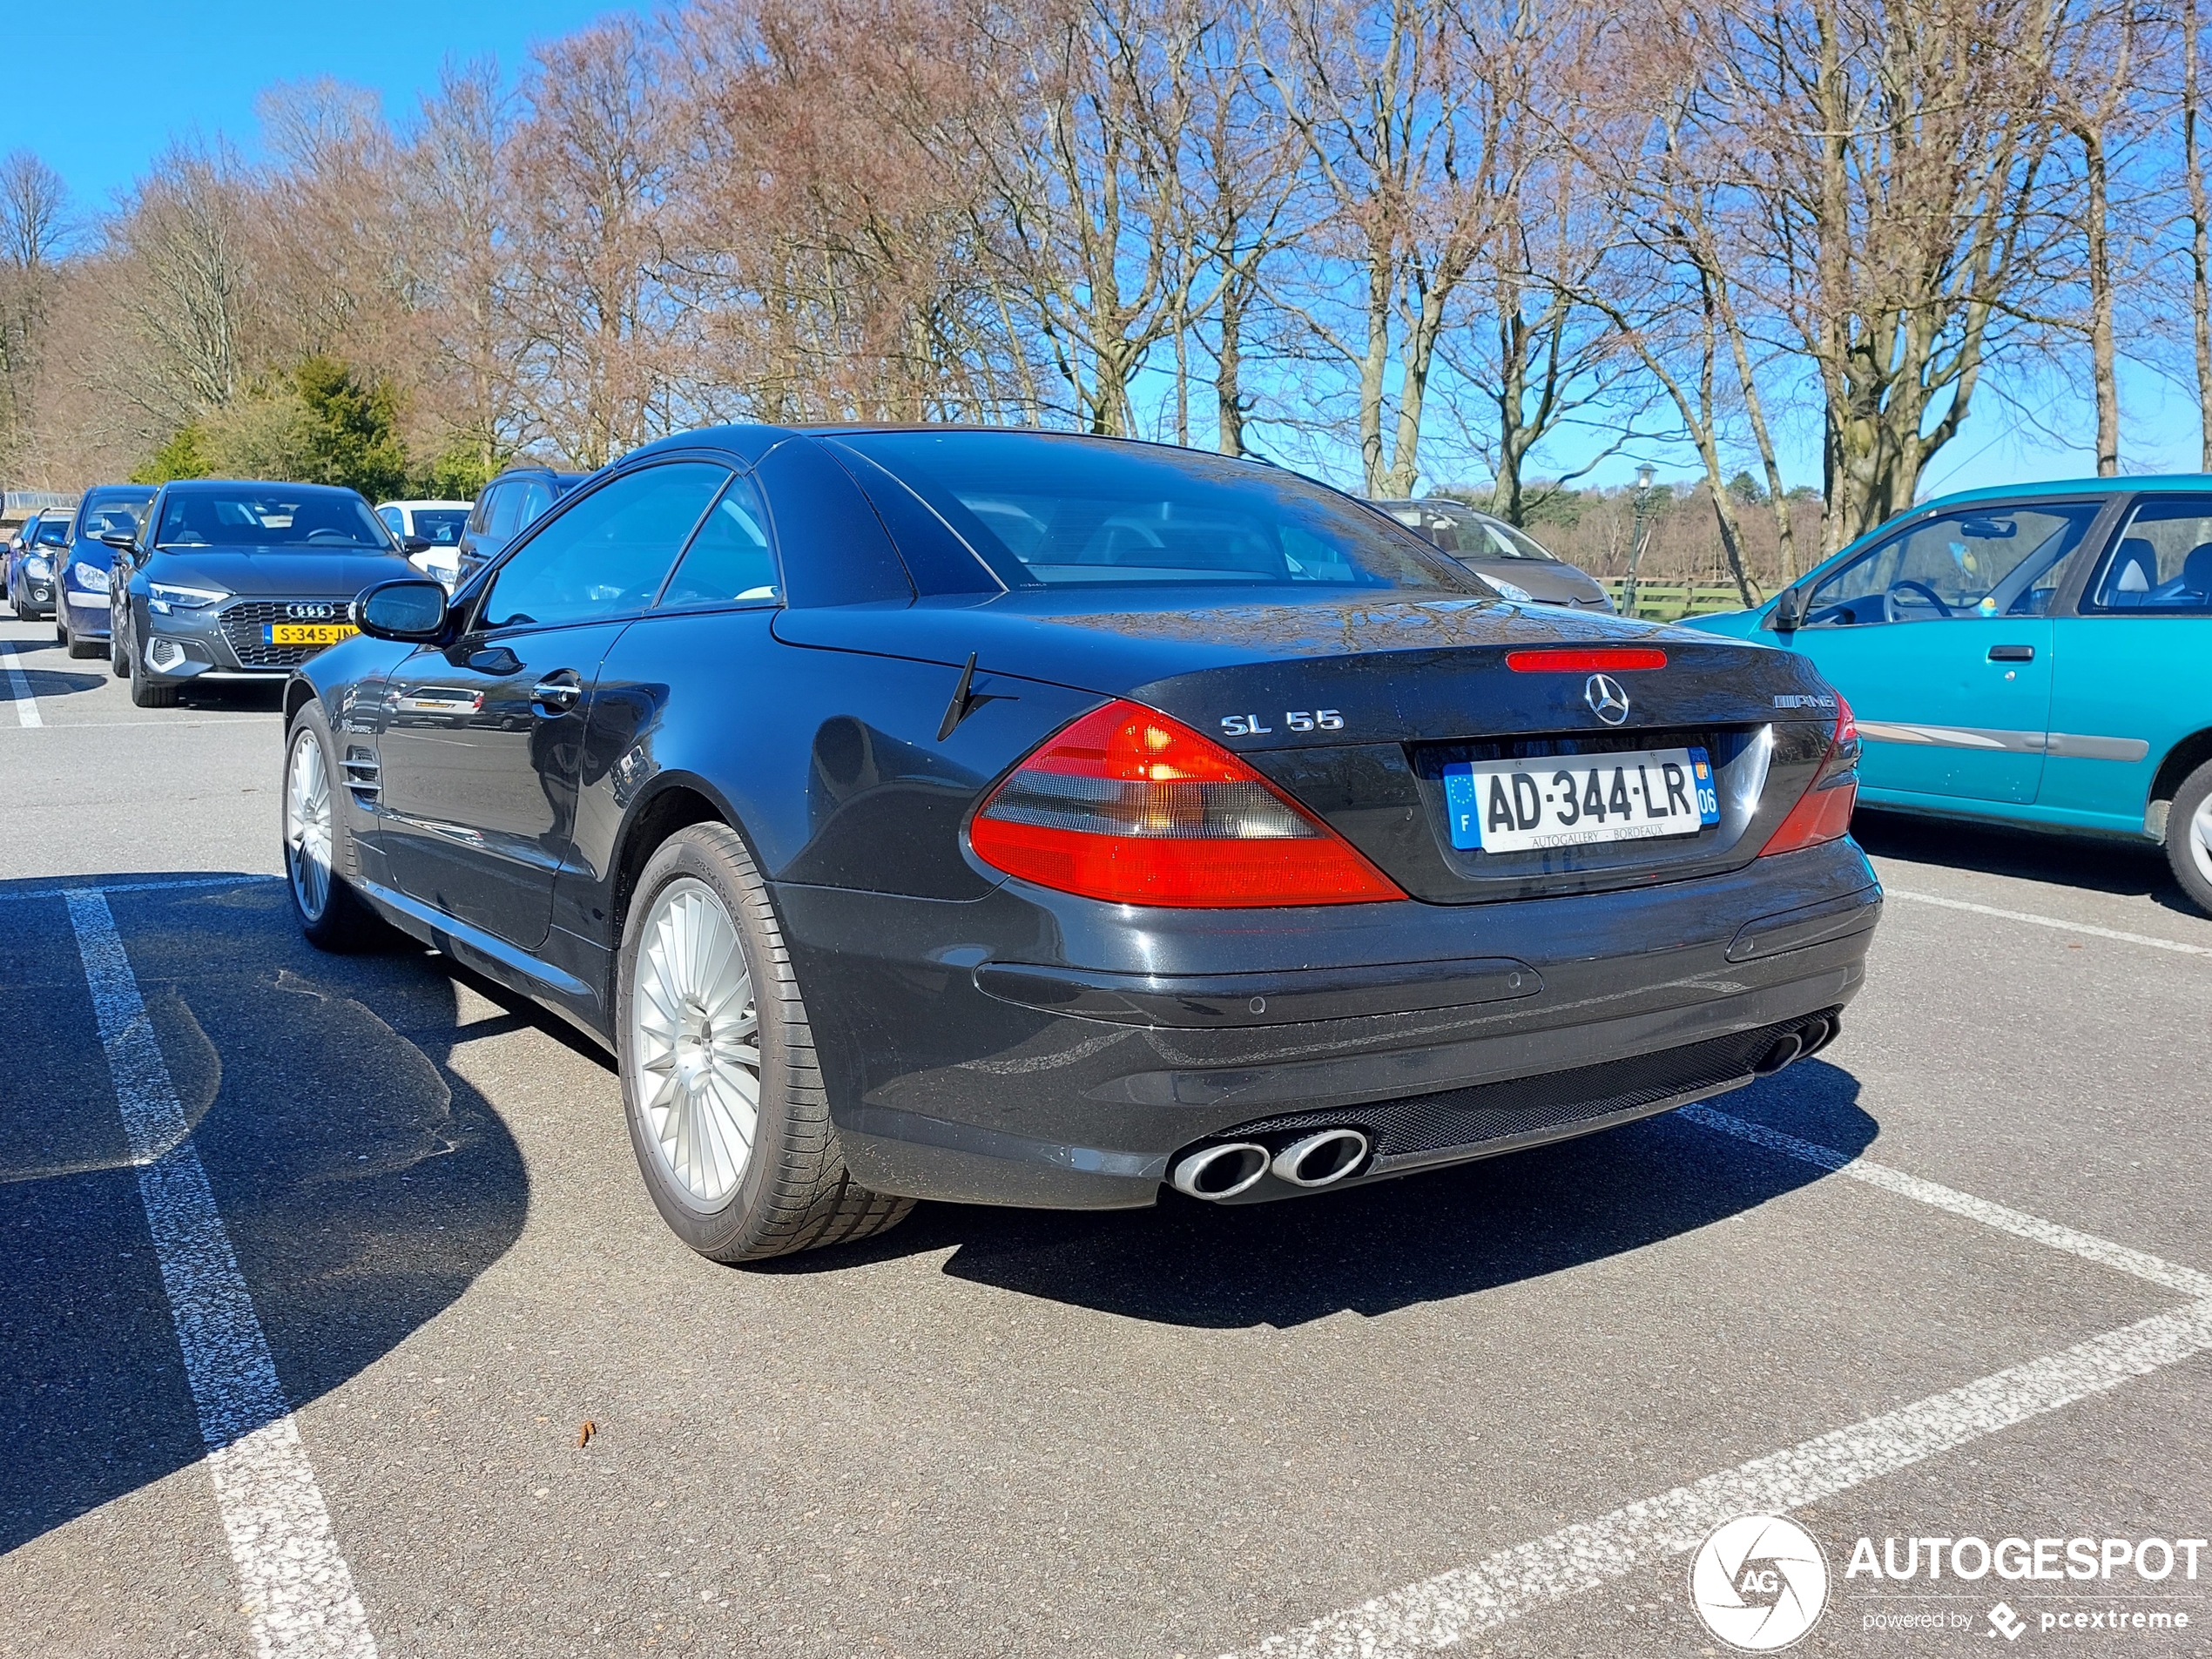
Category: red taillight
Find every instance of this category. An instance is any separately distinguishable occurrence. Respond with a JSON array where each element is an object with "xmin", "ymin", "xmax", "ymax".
[
  {"xmin": 1506, "ymin": 648, "xmax": 1668, "ymax": 672},
  {"xmin": 1762, "ymin": 692, "xmax": 1860, "ymax": 856},
  {"xmin": 968, "ymin": 701, "xmax": 1406, "ymax": 907}
]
